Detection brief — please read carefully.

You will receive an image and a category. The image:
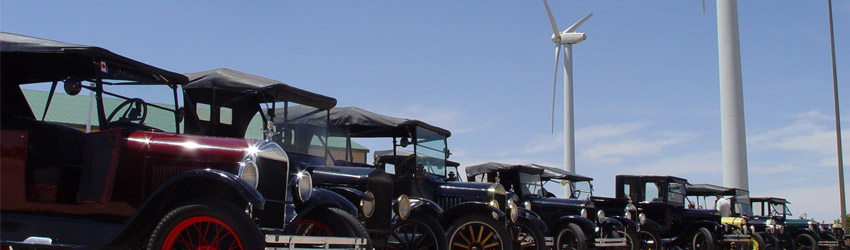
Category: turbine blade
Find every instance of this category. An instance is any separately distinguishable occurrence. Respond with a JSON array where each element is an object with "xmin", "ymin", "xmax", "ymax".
[
  {"xmin": 551, "ymin": 45, "xmax": 562, "ymax": 134},
  {"xmin": 565, "ymin": 13, "xmax": 593, "ymax": 33},
  {"xmin": 542, "ymin": 0, "xmax": 560, "ymax": 37}
]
